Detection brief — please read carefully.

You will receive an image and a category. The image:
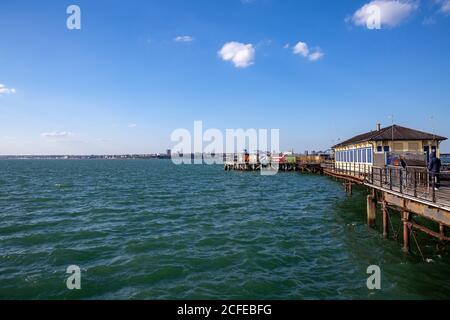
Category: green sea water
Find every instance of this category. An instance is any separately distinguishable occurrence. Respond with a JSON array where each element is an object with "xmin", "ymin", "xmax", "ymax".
[{"xmin": 1, "ymin": 160, "xmax": 449, "ymax": 300}]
